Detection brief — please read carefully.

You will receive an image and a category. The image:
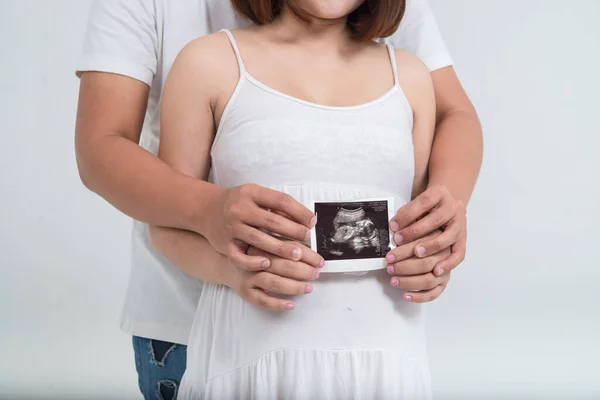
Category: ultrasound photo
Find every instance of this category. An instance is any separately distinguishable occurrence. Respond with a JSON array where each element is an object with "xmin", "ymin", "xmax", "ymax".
[{"xmin": 312, "ymin": 199, "xmax": 393, "ymax": 262}]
